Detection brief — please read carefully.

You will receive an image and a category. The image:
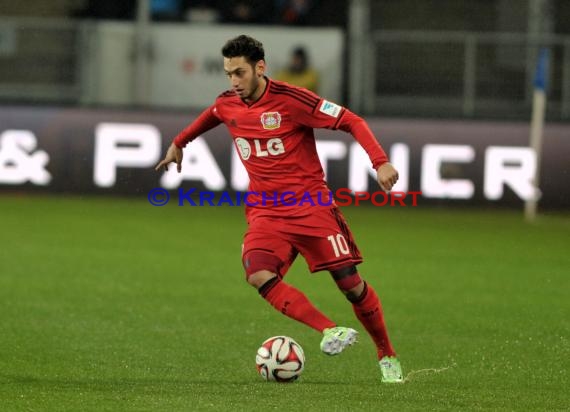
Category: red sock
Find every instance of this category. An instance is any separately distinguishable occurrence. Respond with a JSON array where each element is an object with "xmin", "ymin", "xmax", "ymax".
[
  {"xmin": 352, "ymin": 283, "xmax": 396, "ymax": 359},
  {"xmin": 260, "ymin": 278, "xmax": 336, "ymax": 332}
]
